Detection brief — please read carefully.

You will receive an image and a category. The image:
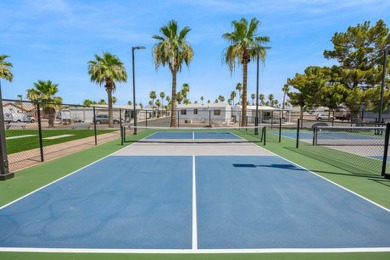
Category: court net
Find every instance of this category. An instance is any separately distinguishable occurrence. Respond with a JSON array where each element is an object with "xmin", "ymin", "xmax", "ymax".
[
  {"xmin": 313, "ymin": 125, "xmax": 386, "ymax": 146},
  {"xmin": 122, "ymin": 125, "xmax": 266, "ymax": 144}
]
